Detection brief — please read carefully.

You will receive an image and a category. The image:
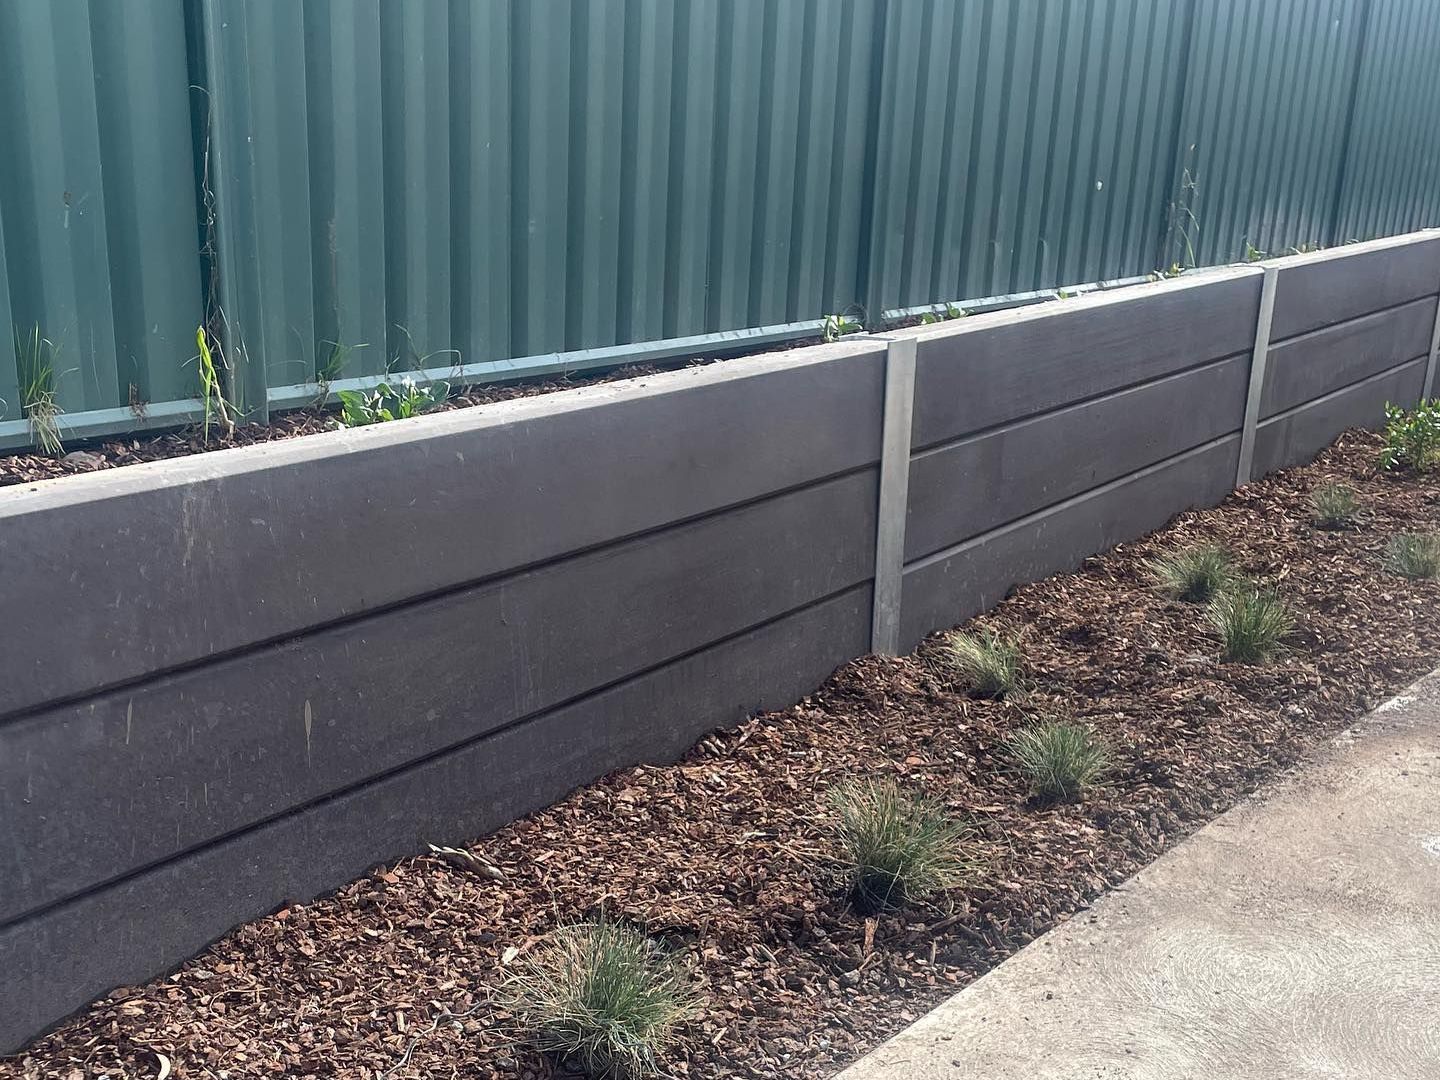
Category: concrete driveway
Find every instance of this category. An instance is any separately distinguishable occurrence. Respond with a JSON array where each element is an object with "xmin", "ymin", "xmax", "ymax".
[{"xmin": 838, "ymin": 670, "xmax": 1440, "ymax": 1080}]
